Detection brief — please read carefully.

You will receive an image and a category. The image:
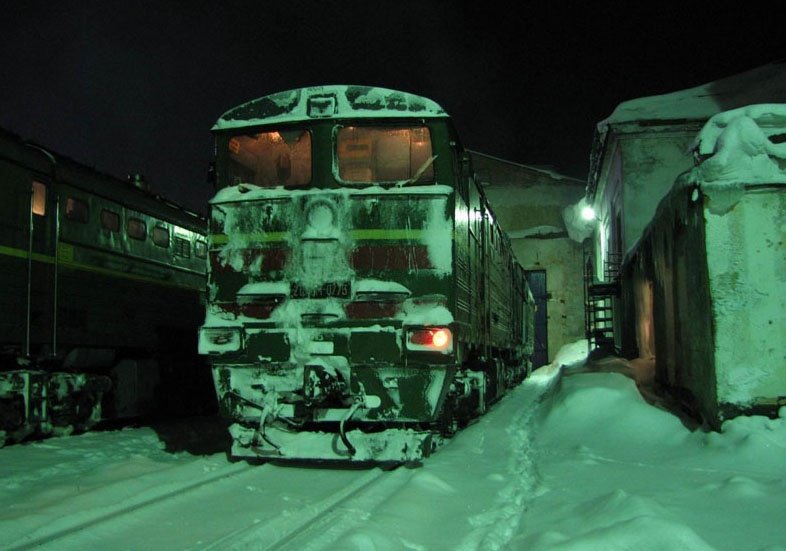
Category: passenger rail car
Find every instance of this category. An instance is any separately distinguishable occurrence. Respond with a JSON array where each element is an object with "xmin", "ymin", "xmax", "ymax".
[
  {"xmin": 0, "ymin": 127, "xmax": 209, "ymax": 446},
  {"xmin": 200, "ymin": 86, "xmax": 535, "ymax": 463}
]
